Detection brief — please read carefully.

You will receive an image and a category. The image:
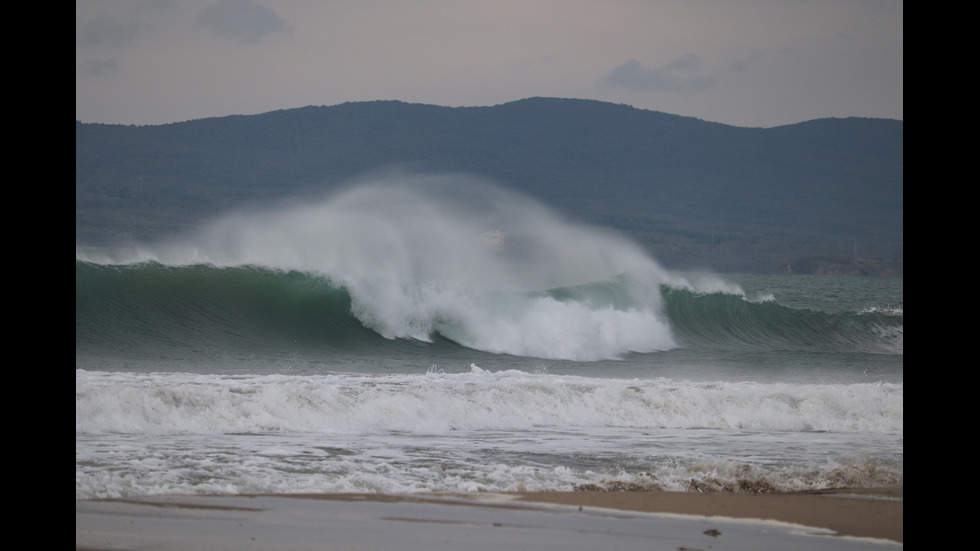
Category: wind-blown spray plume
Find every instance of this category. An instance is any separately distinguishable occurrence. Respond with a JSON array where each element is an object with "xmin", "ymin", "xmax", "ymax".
[
  {"xmin": 165, "ymin": 175, "xmax": 660, "ymax": 287},
  {"xmin": 88, "ymin": 174, "xmax": 736, "ymax": 360}
]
